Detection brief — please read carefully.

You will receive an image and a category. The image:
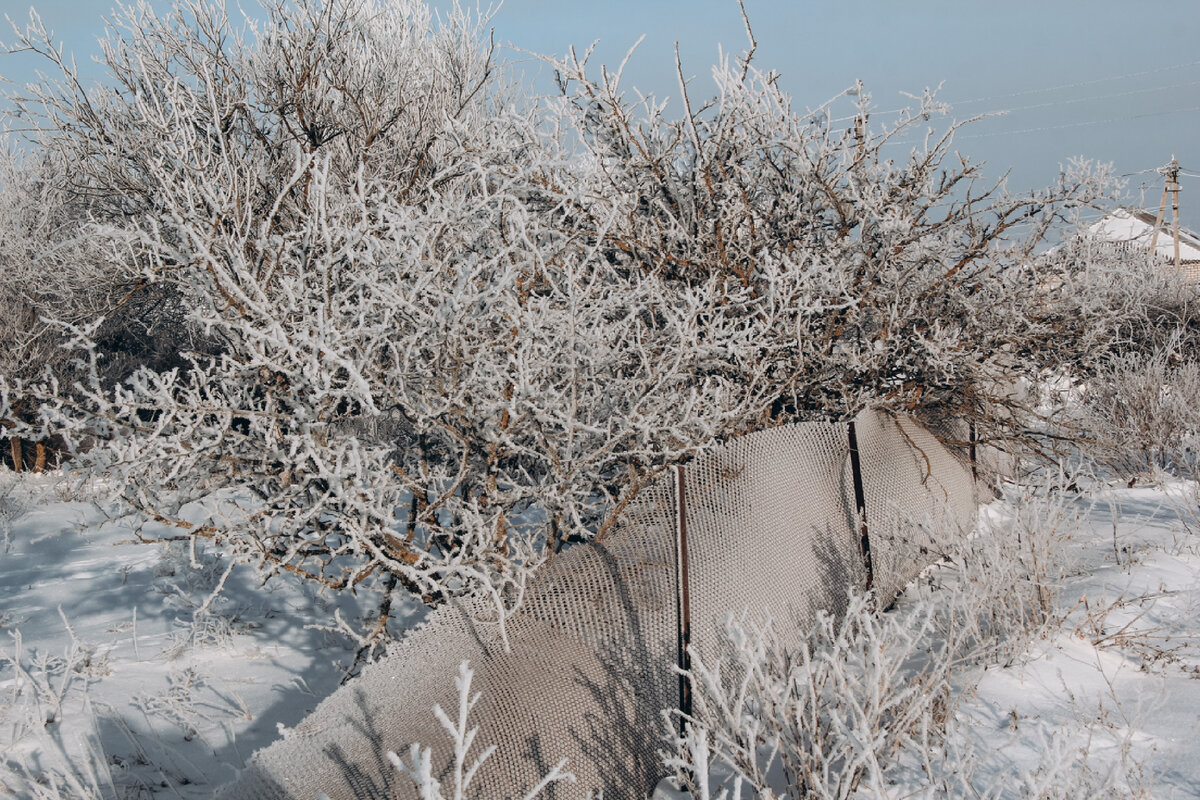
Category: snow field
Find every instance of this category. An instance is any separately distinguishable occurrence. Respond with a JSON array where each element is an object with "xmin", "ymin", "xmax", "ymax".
[
  {"xmin": 953, "ymin": 483, "xmax": 1200, "ymax": 798},
  {"xmin": 0, "ymin": 472, "xmax": 422, "ymax": 799},
  {"xmin": 3, "ymin": 466, "xmax": 1200, "ymax": 798},
  {"xmin": 887, "ymin": 479, "xmax": 1200, "ymax": 798}
]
